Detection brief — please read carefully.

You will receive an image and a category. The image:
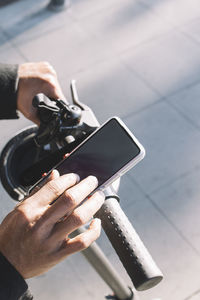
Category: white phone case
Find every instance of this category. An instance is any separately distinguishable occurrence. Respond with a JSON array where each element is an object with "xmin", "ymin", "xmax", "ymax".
[
  {"xmin": 30, "ymin": 116, "xmax": 145, "ymax": 193},
  {"xmin": 97, "ymin": 117, "xmax": 145, "ymax": 190}
]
